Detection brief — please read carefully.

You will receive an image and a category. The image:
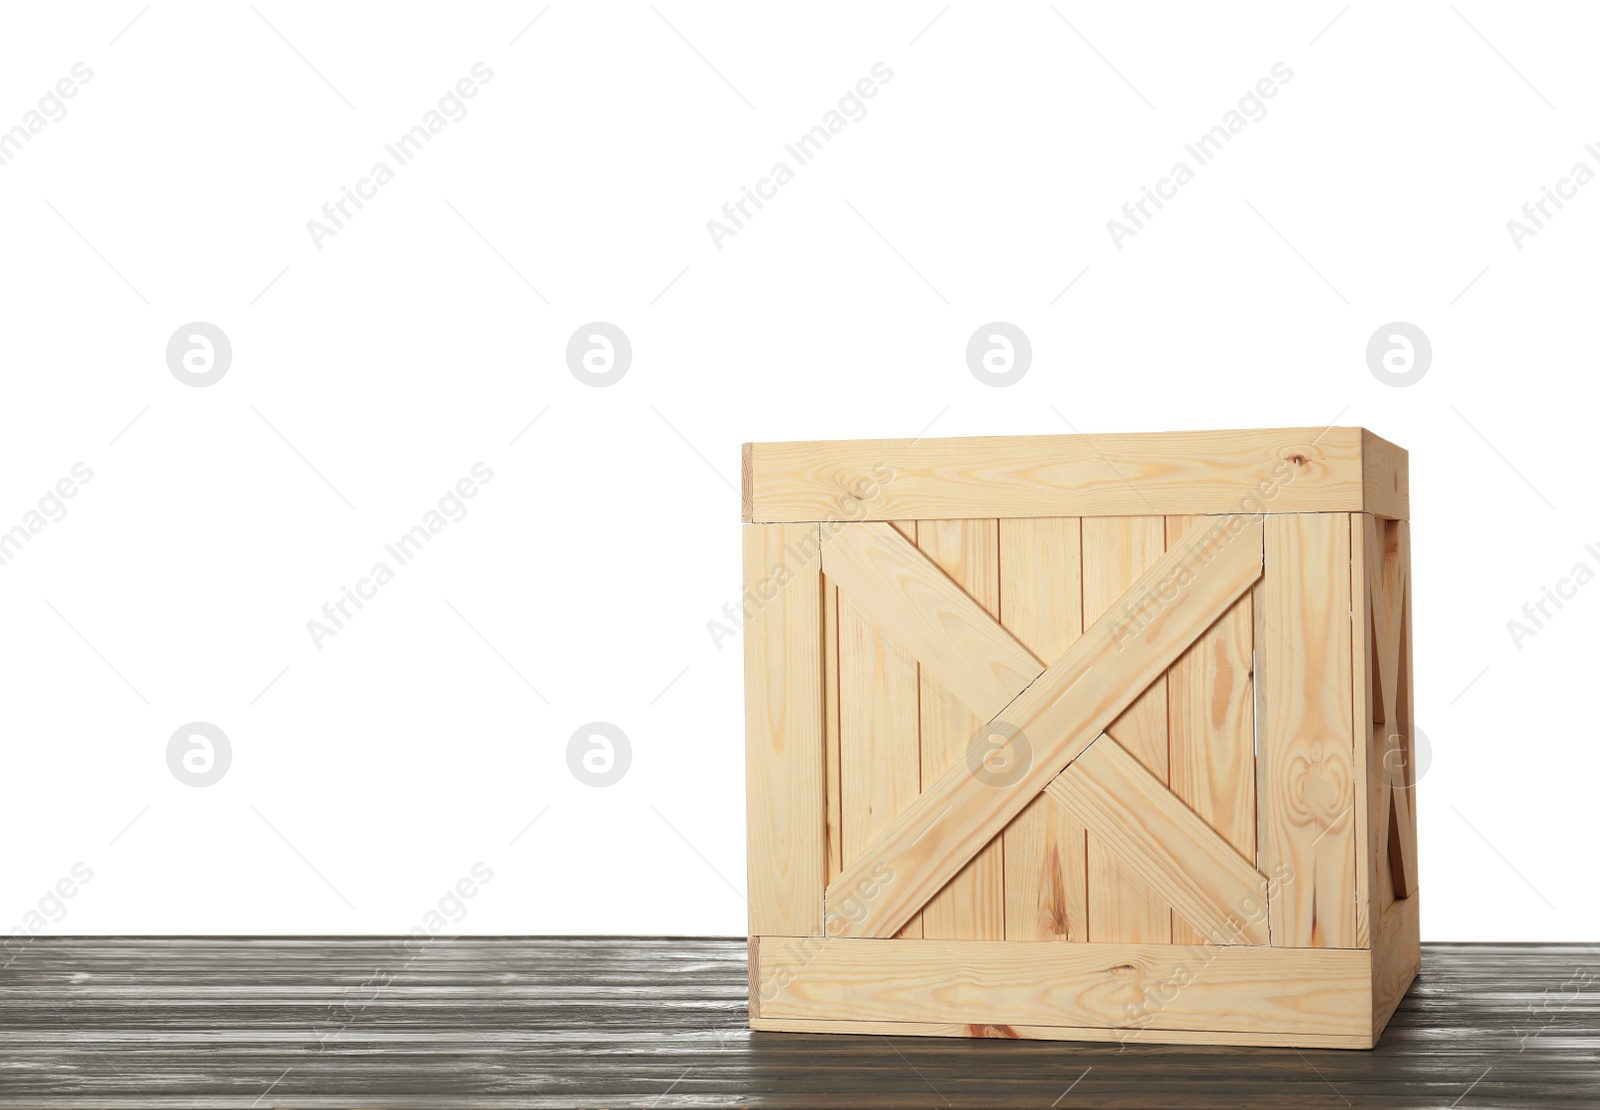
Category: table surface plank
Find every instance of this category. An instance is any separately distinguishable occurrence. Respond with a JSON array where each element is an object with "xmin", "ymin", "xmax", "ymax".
[{"xmin": 0, "ymin": 938, "xmax": 1595, "ymax": 1108}]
